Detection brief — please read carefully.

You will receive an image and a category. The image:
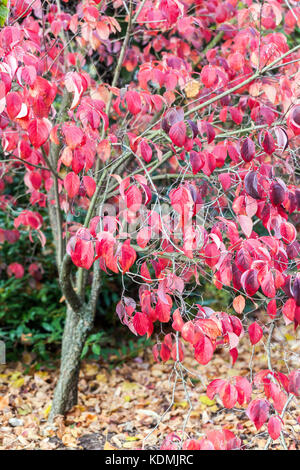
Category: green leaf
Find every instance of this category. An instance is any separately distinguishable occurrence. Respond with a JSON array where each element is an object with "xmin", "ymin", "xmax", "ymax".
[{"xmin": 0, "ymin": 4, "xmax": 8, "ymax": 26}]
